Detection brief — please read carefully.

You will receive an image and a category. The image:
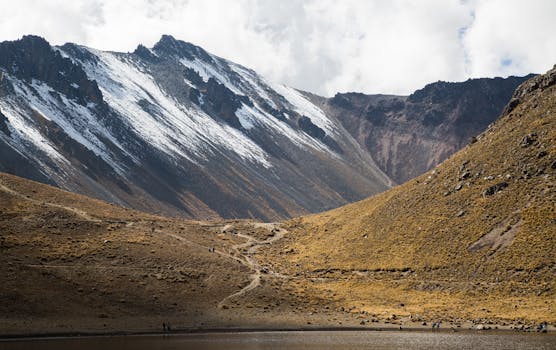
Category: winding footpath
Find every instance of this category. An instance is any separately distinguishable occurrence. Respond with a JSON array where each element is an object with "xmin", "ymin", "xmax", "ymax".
[
  {"xmin": 1, "ymin": 178, "xmax": 287, "ymax": 310},
  {"xmin": 217, "ymin": 223, "xmax": 286, "ymax": 309},
  {"xmin": 157, "ymin": 222, "xmax": 288, "ymax": 309}
]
